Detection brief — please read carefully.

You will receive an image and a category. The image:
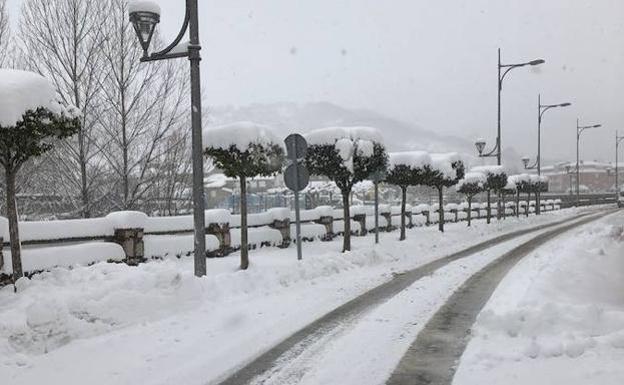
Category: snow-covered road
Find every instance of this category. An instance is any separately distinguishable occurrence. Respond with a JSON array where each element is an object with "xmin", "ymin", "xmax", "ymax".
[
  {"xmin": 0, "ymin": 207, "xmax": 611, "ymax": 385},
  {"xmin": 453, "ymin": 209, "xmax": 624, "ymax": 385}
]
